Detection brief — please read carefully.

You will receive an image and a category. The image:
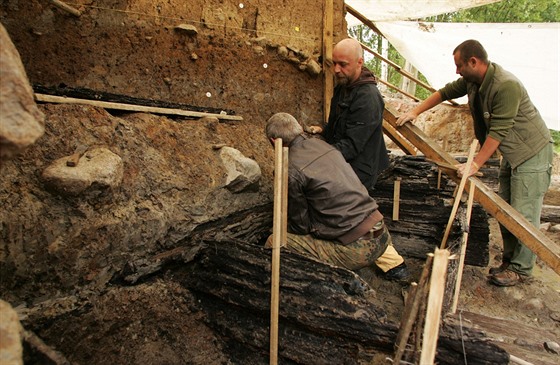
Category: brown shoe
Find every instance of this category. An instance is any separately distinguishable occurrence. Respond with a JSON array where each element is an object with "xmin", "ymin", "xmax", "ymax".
[
  {"xmin": 489, "ymin": 262, "xmax": 510, "ymax": 275},
  {"xmin": 490, "ymin": 269, "xmax": 524, "ymax": 287}
]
